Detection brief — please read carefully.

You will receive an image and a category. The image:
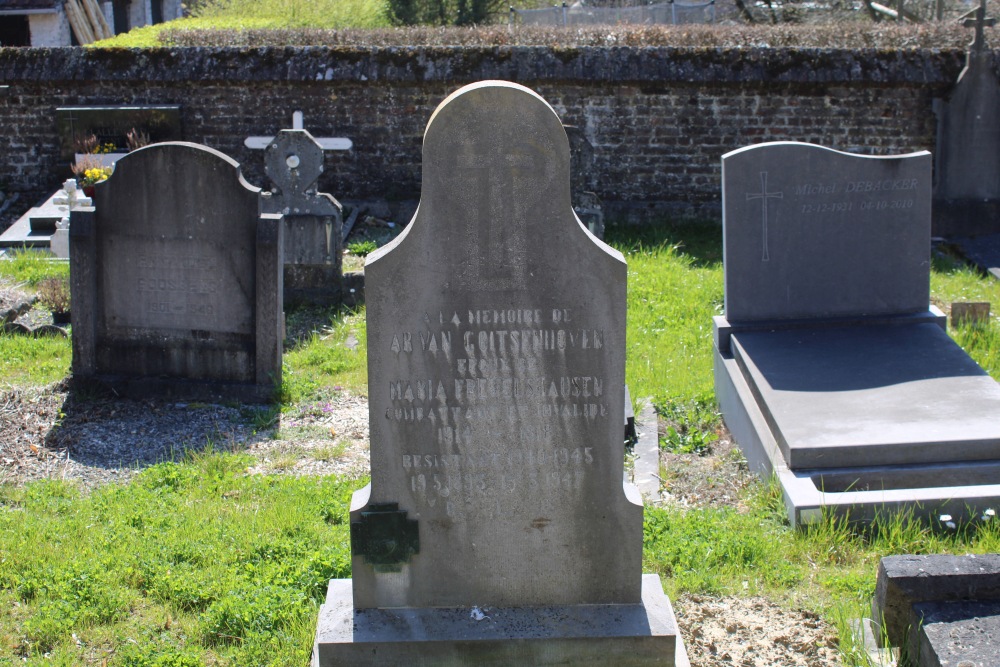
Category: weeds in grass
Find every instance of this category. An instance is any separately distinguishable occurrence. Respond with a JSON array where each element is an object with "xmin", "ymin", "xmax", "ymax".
[
  {"xmin": 656, "ymin": 396, "xmax": 720, "ymax": 454},
  {"xmin": 0, "ymin": 335, "xmax": 70, "ymax": 388},
  {"xmin": 0, "ymin": 452, "xmax": 360, "ymax": 663},
  {"xmin": 311, "ymin": 441, "xmax": 348, "ymax": 461},
  {"xmin": 0, "ymin": 249, "xmax": 67, "ymax": 287},
  {"xmin": 346, "ymin": 240, "xmax": 379, "ymax": 257}
]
